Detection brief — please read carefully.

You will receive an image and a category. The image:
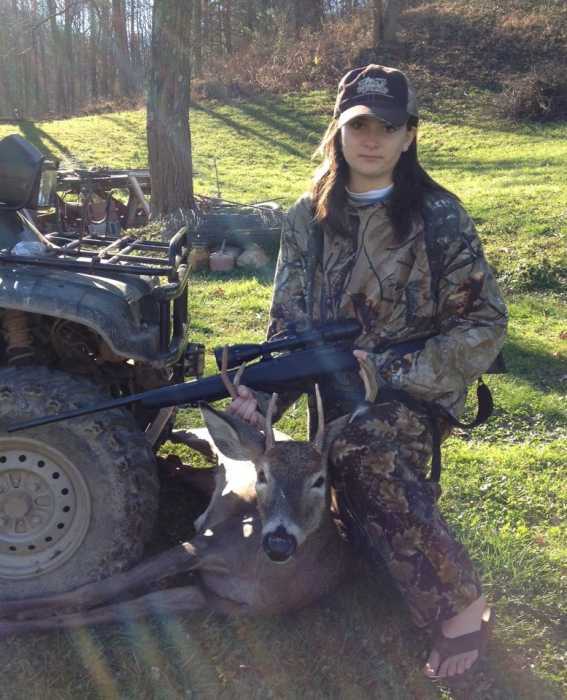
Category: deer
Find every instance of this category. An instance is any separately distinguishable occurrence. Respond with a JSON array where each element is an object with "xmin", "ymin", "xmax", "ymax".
[{"xmin": 0, "ymin": 353, "xmax": 377, "ymax": 635}]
